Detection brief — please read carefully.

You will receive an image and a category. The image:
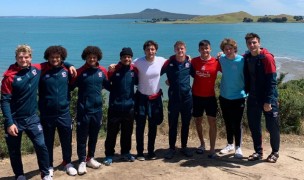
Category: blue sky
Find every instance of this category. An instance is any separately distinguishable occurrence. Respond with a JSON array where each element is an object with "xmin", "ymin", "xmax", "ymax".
[{"xmin": 1, "ymin": 0, "xmax": 303, "ymax": 16}]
